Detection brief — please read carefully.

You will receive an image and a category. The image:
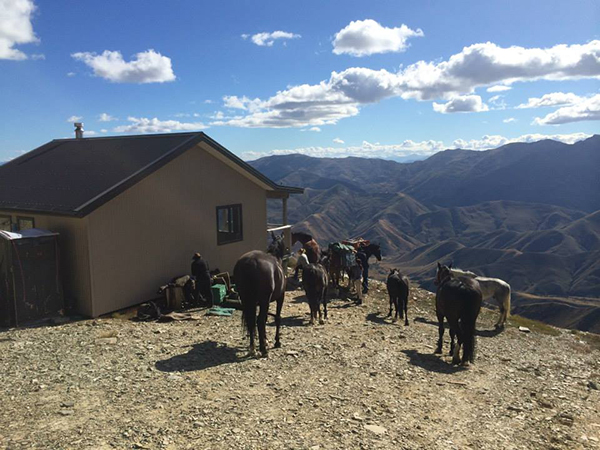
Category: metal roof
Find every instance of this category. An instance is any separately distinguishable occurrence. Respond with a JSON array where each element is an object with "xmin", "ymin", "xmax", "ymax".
[{"xmin": 0, "ymin": 132, "xmax": 303, "ymax": 217}]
